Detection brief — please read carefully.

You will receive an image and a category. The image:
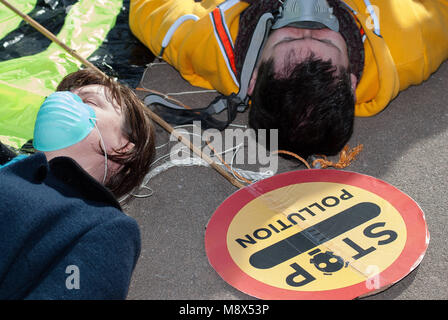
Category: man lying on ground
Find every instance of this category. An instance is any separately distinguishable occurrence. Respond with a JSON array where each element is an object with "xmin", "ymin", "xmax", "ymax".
[{"xmin": 129, "ymin": 0, "xmax": 448, "ymax": 159}]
